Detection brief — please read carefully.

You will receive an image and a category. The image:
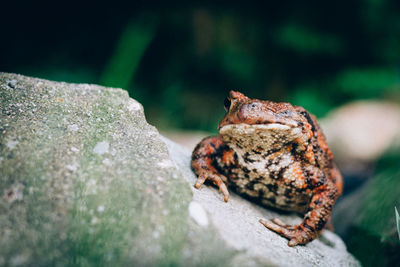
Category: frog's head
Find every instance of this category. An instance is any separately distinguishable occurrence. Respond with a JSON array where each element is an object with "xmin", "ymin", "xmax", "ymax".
[
  {"xmin": 218, "ymin": 91, "xmax": 303, "ymax": 130},
  {"xmin": 218, "ymin": 91, "xmax": 312, "ymax": 149}
]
